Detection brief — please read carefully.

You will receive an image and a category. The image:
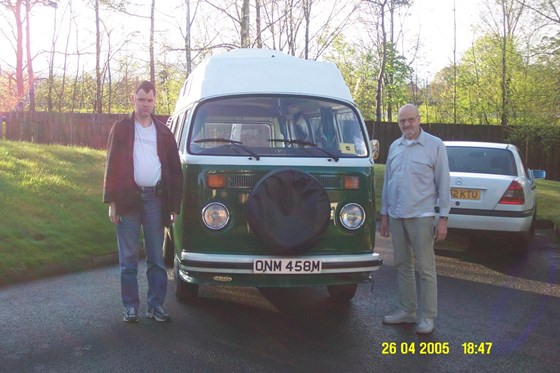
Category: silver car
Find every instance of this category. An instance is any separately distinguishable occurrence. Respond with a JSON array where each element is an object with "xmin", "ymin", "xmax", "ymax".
[{"xmin": 444, "ymin": 141, "xmax": 545, "ymax": 252}]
